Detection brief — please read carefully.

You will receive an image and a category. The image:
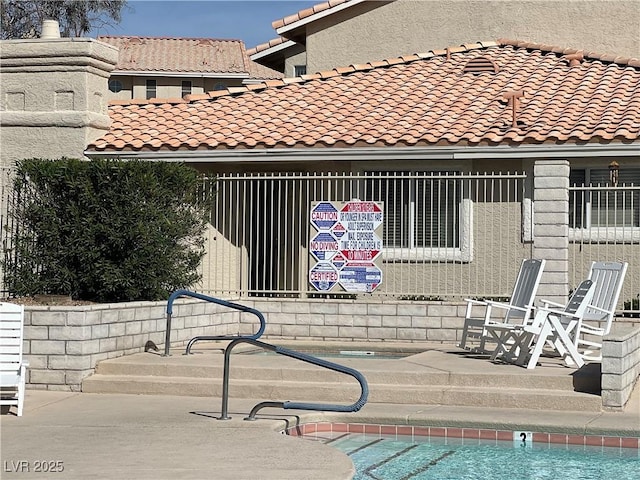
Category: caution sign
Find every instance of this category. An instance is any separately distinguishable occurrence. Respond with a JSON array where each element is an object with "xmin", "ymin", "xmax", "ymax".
[
  {"xmin": 339, "ymin": 263, "xmax": 383, "ymax": 293},
  {"xmin": 310, "ymin": 202, "xmax": 339, "ymax": 231},
  {"xmin": 309, "ymin": 199, "xmax": 383, "ymax": 293}
]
